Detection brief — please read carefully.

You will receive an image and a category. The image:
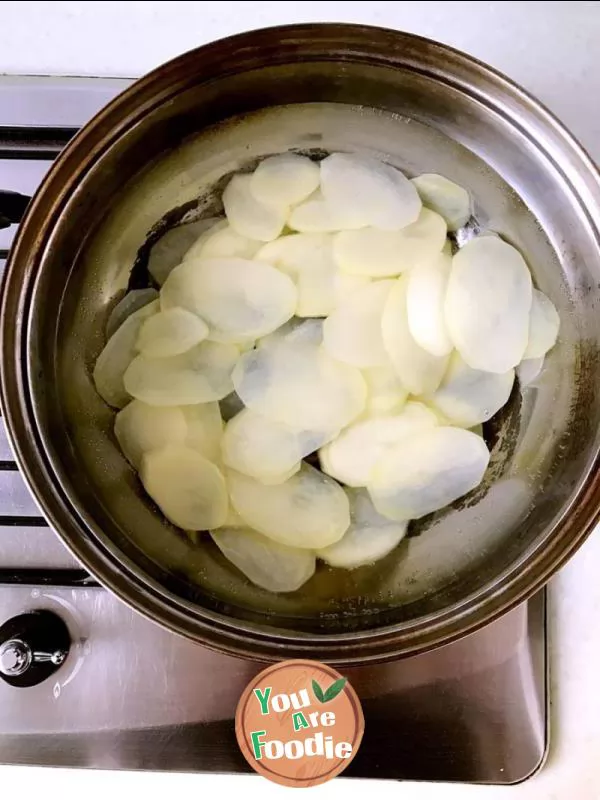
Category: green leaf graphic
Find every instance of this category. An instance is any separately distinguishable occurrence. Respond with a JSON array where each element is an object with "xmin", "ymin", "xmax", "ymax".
[
  {"xmin": 312, "ymin": 679, "xmax": 325, "ymax": 703},
  {"xmin": 323, "ymin": 677, "xmax": 347, "ymax": 703}
]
